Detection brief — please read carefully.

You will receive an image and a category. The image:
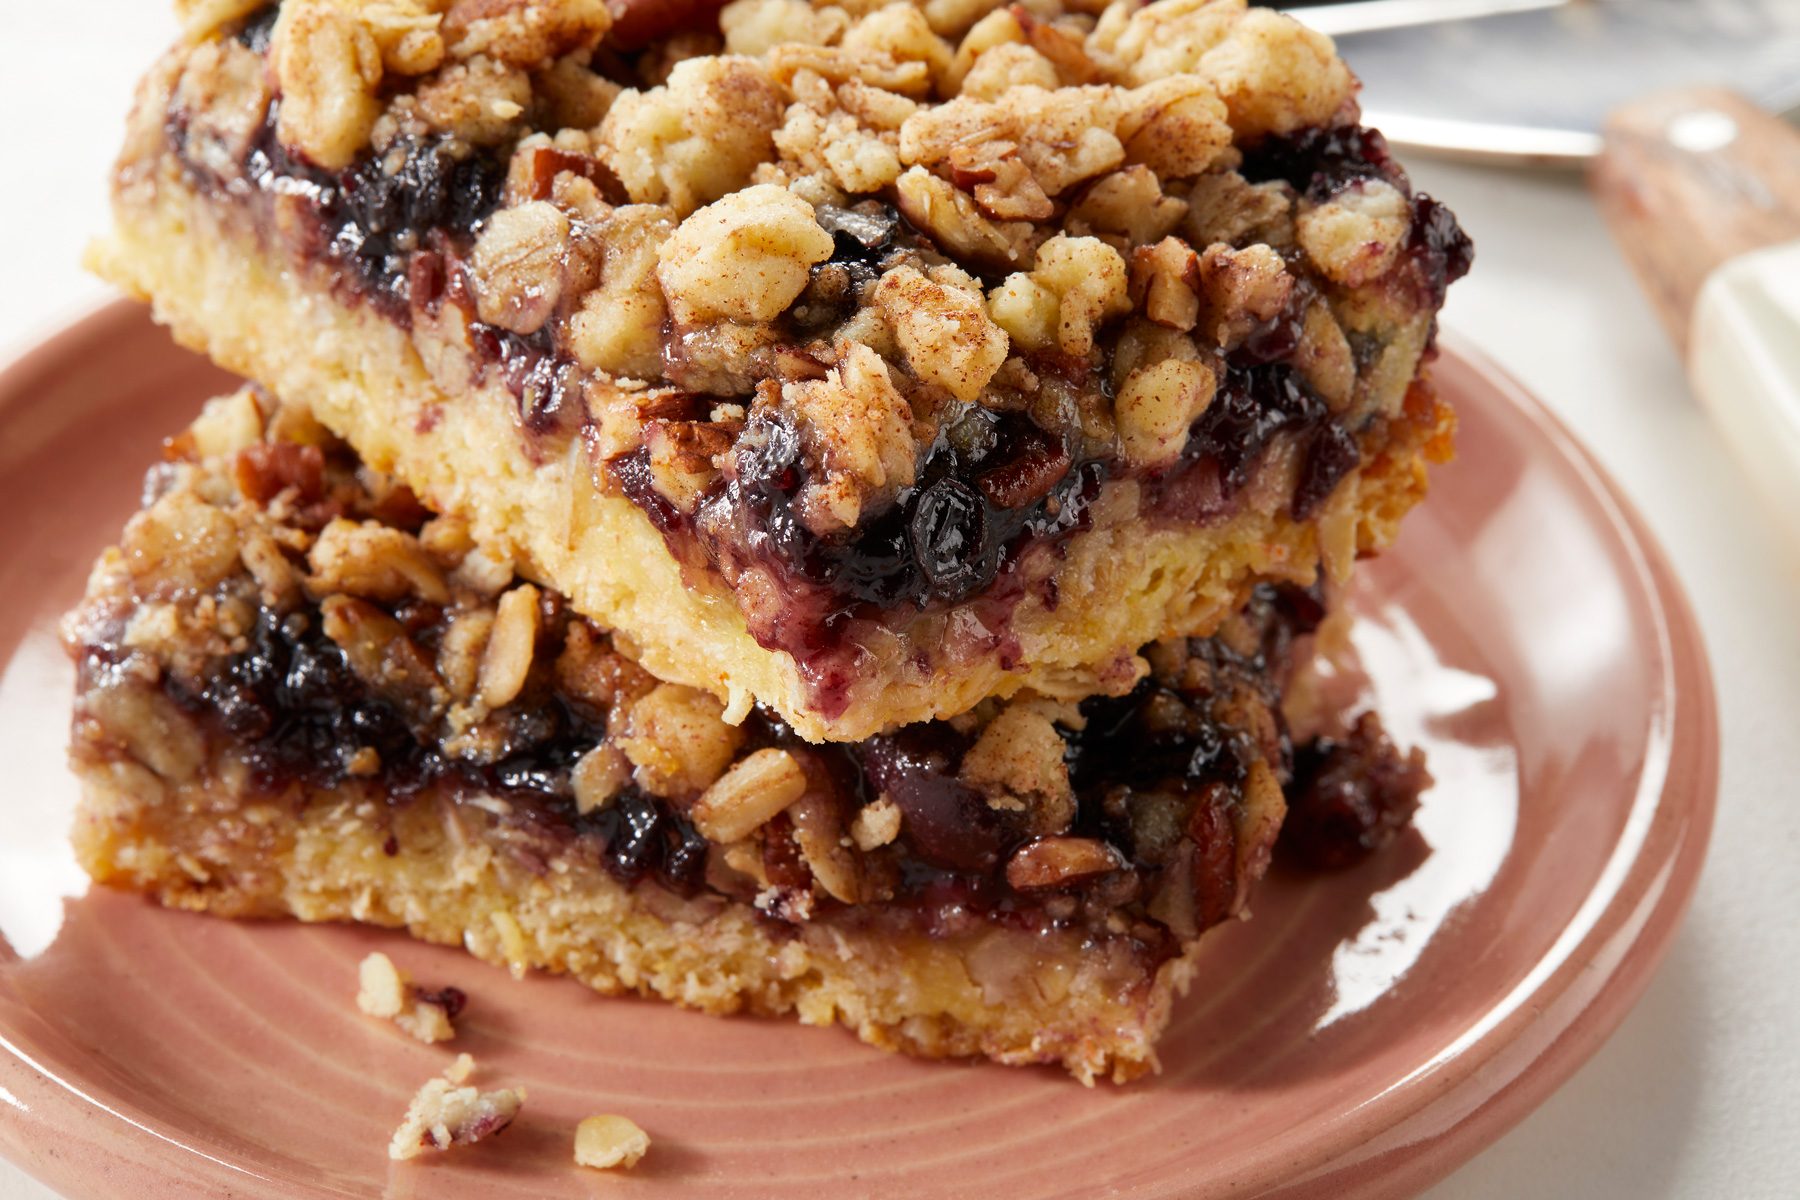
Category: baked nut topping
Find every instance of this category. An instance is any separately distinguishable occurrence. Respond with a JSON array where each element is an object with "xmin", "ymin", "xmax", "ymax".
[
  {"xmin": 65, "ymin": 386, "xmax": 1436, "ymax": 1084},
  {"xmin": 81, "ymin": 0, "xmax": 1460, "ymax": 1086}
]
